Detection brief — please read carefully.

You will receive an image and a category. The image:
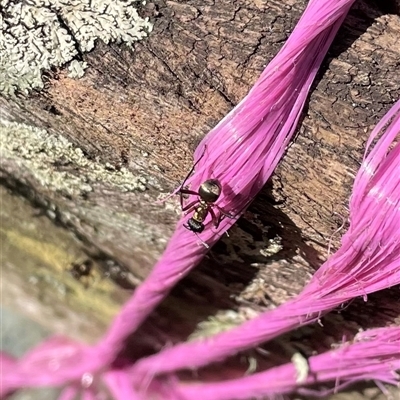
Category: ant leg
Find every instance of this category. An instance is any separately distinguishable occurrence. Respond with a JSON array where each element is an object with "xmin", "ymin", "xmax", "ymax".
[
  {"xmin": 179, "ymin": 189, "xmax": 199, "ymax": 205},
  {"xmin": 209, "ymin": 206, "xmax": 223, "ymax": 229},
  {"xmin": 180, "ymin": 189, "xmax": 199, "ymax": 196},
  {"xmin": 178, "ymin": 146, "xmax": 208, "ymax": 194},
  {"xmin": 181, "ymin": 200, "xmax": 199, "ymax": 213},
  {"xmin": 209, "ymin": 207, "xmax": 231, "ymax": 239},
  {"xmin": 216, "ymin": 205, "xmax": 235, "ymax": 219},
  {"xmin": 179, "ymin": 189, "xmax": 199, "ymax": 210},
  {"xmin": 216, "ymin": 199, "xmax": 254, "ymax": 220}
]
